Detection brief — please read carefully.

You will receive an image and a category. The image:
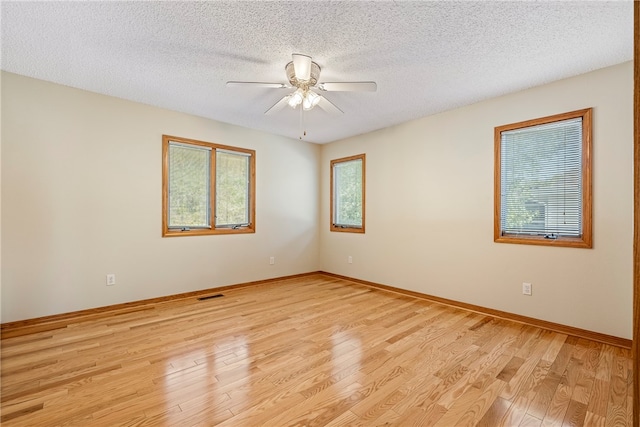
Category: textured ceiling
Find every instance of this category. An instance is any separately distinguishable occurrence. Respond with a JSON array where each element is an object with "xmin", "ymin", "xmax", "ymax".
[{"xmin": 1, "ymin": 1, "xmax": 633, "ymax": 144}]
